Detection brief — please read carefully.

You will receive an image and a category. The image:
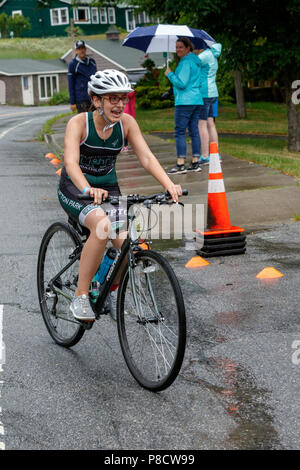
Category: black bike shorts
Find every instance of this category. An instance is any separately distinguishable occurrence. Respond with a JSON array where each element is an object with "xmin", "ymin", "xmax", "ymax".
[{"xmin": 58, "ymin": 167, "xmax": 127, "ymax": 234}]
